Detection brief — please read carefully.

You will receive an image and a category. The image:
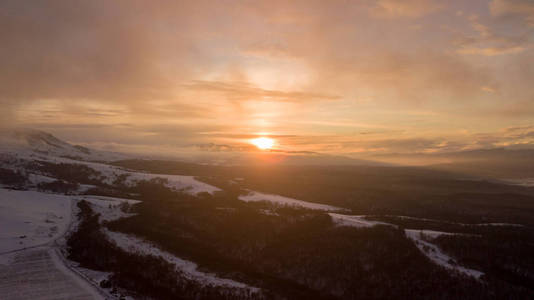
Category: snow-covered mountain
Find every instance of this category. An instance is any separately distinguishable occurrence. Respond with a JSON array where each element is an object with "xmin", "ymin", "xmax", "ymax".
[{"xmin": 0, "ymin": 129, "xmax": 126, "ymax": 162}]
